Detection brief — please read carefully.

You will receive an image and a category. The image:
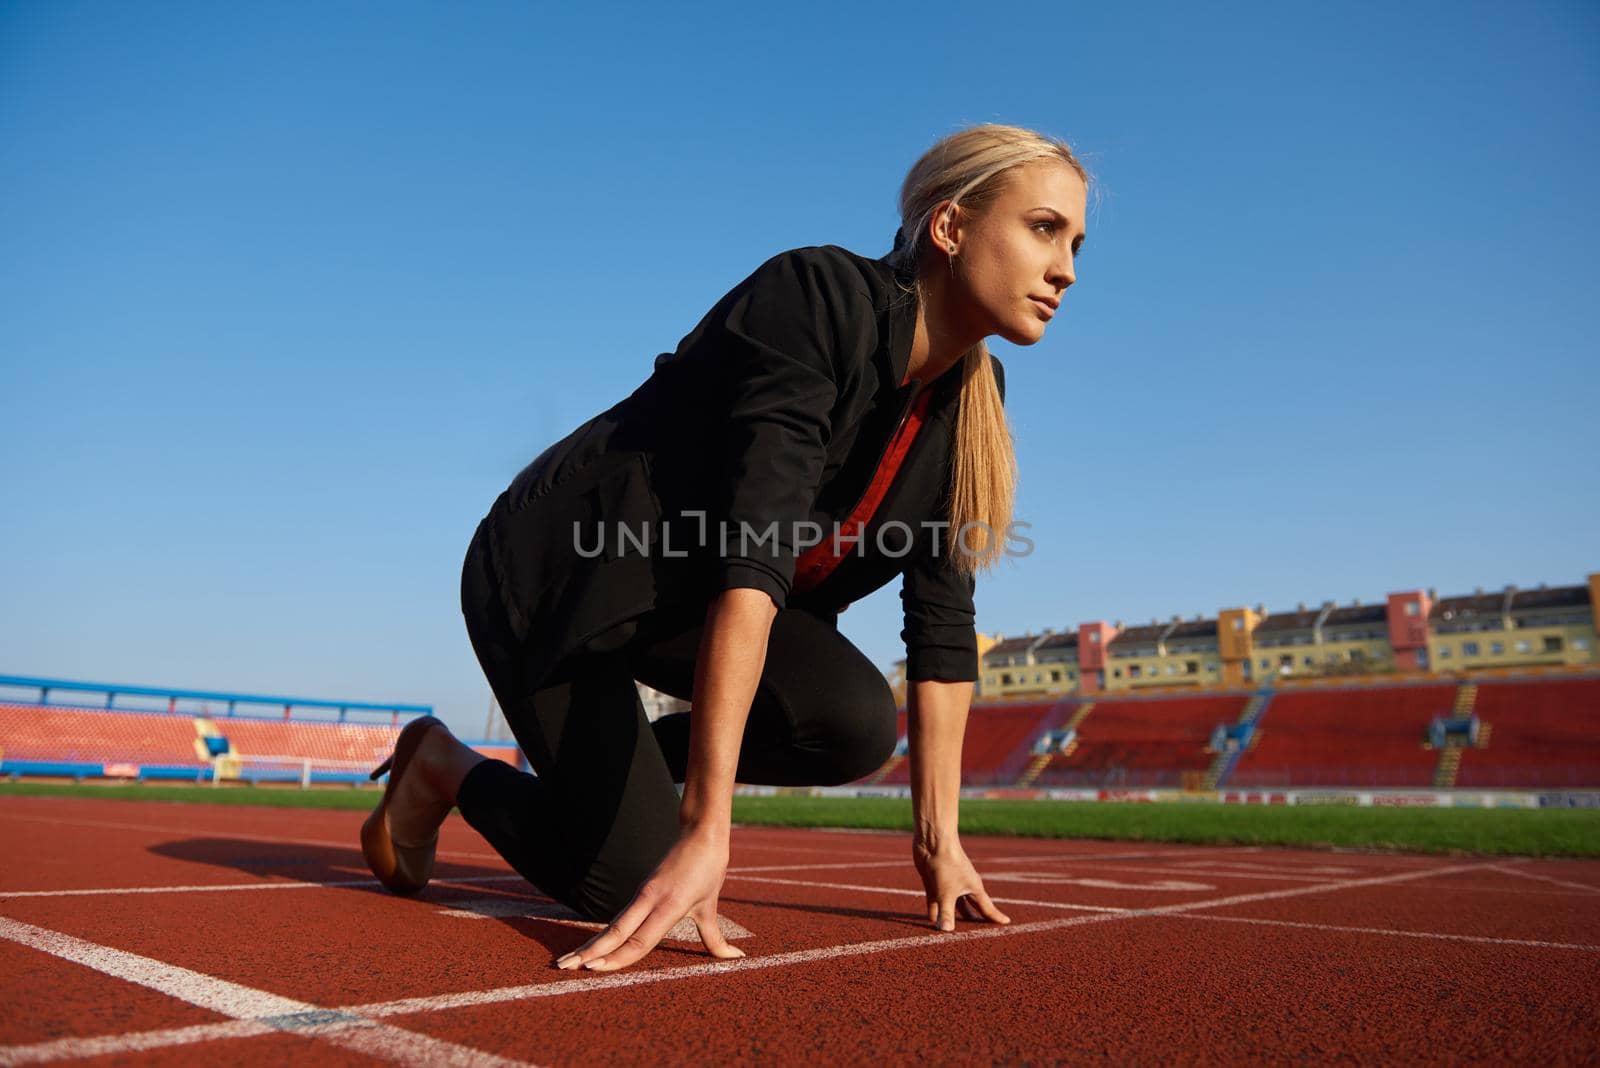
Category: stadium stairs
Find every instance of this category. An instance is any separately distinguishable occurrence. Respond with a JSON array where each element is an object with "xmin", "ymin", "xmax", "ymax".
[
  {"xmin": 1029, "ymin": 694, "xmax": 1248, "ymax": 789},
  {"xmin": 1430, "ymin": 682, "xmax": 1478, "ymax": 788},
  {"xmin": 1203, "ymin": 692, "xmax": 1271, "ymax": 790},
  {"xmin": 1224, "ymin": 683, "xmax": 1456, "ymax": 789},
  {"xmin": 1017, "ymin": 701, "xmax": 1094, "ymax": 786}
]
